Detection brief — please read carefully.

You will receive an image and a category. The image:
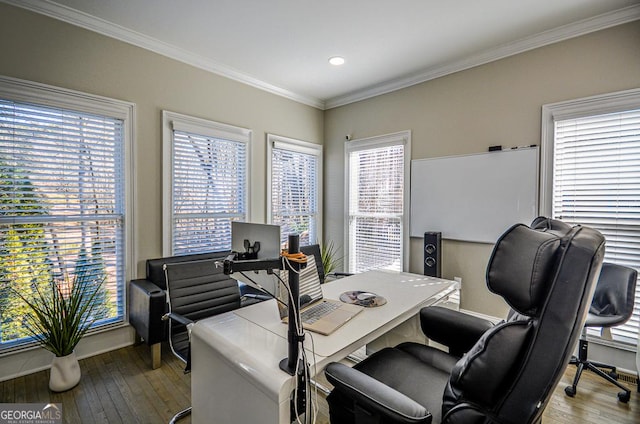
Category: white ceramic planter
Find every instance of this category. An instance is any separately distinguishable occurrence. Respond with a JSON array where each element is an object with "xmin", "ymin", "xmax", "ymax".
[{"xmin": 49, "ymin": 351, "xmax": 81, "ymax": 392}]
